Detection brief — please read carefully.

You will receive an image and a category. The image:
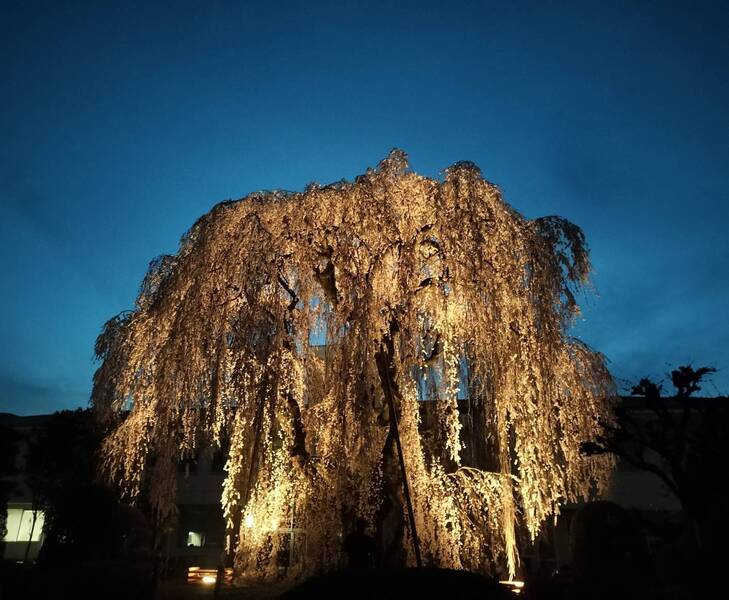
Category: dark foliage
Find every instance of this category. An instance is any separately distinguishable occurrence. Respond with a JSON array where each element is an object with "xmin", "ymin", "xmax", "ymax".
[
  {"xmin": 582, "ymin": 365, "xmax": 724, "ymax": 512},
  {"xmin": 568, "ymin": 501, "xmax": 652, "ymax": 600},
  {"xmin": 582, "ymin": 365, "xmax": 729, "ymax": 594},
  {"xmin": 0, "ymin": 424, "xmax": 19, "ymax": 540},
  {"xmin": 281, "ymin": 567, "xmax": 514, "ymax": 599},
  {"xmin": 0, "ymin": 560, "xmax": 154, "ymax": 600},
  {"xmin": 670, "ymin": 365, "xmax": 716, "ymax": 399},
  {"xmin": 24, "ymin": 409, "xmax": 151, "ymax": 566}
]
